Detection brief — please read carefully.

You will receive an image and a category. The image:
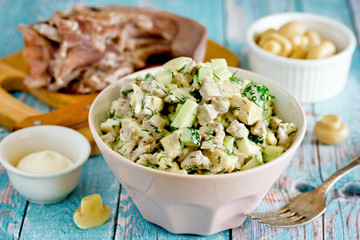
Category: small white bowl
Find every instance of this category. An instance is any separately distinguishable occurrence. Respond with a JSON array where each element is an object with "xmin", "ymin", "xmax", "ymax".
[
  {"xmin": 246, "ymin": 12, "xmax": 356, "ymax": 103},
  {"xmin": 89, "ymin": 66, "xmax": 306, "ymax": 235},
  {"xmin": 0, "ymin": 125, "xmax": 91, "ymax": 204}
]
